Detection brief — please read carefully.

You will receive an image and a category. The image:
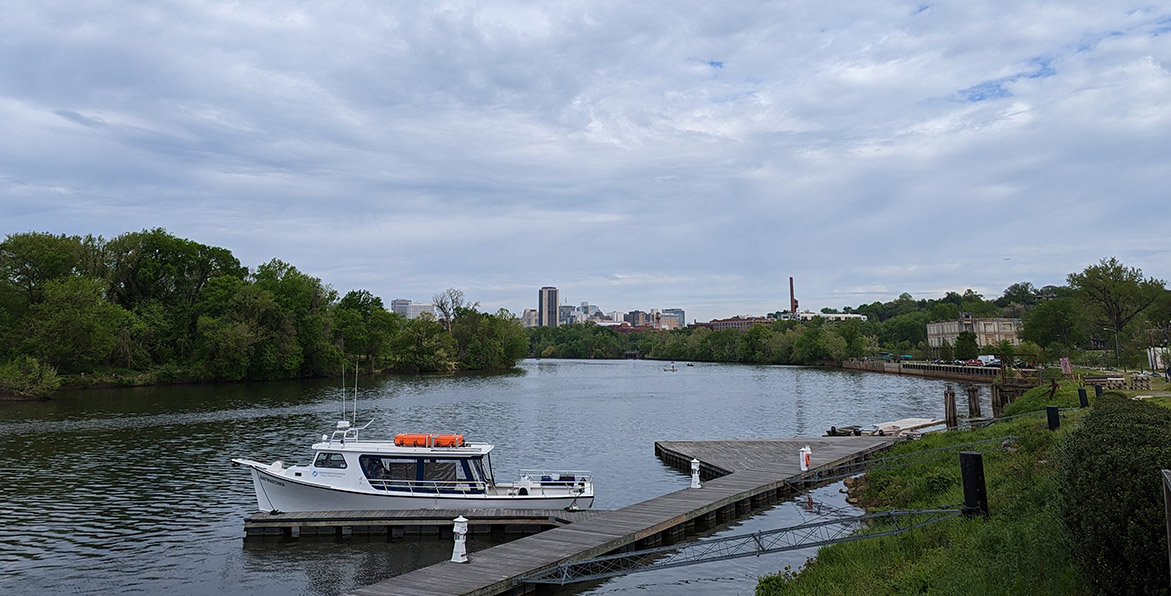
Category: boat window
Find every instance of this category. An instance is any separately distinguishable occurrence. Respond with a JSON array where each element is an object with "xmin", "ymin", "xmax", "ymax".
[
  {"xmin": 468, "ymin": 458, "xmax": 486, "ymax": 482},
  {"xmin": 313, "ymin": 452, "xmax": 348, "ymax": 469},
  {"xmin": 422, "ymin": 459, "xmax": 458, "ymax": 482},
  {"xmin": 359, "ymin": 455, "xmax": 417, "ymax": 480}
]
